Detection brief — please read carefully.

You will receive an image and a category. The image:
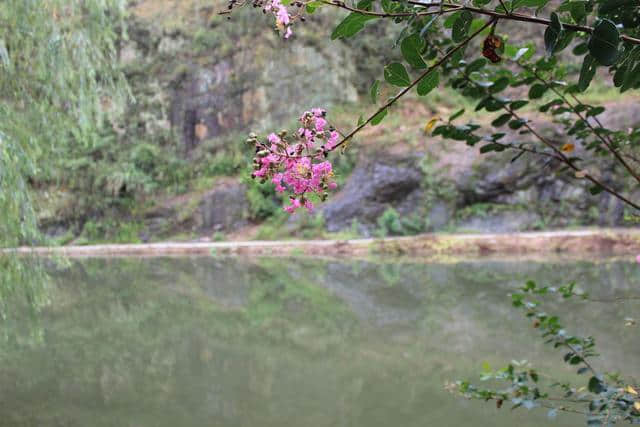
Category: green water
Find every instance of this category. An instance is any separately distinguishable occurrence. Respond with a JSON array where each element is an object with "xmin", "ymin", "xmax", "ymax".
[{"xmin": 1, "ymin": 256, "xmax": 638, "ymax": 426}]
